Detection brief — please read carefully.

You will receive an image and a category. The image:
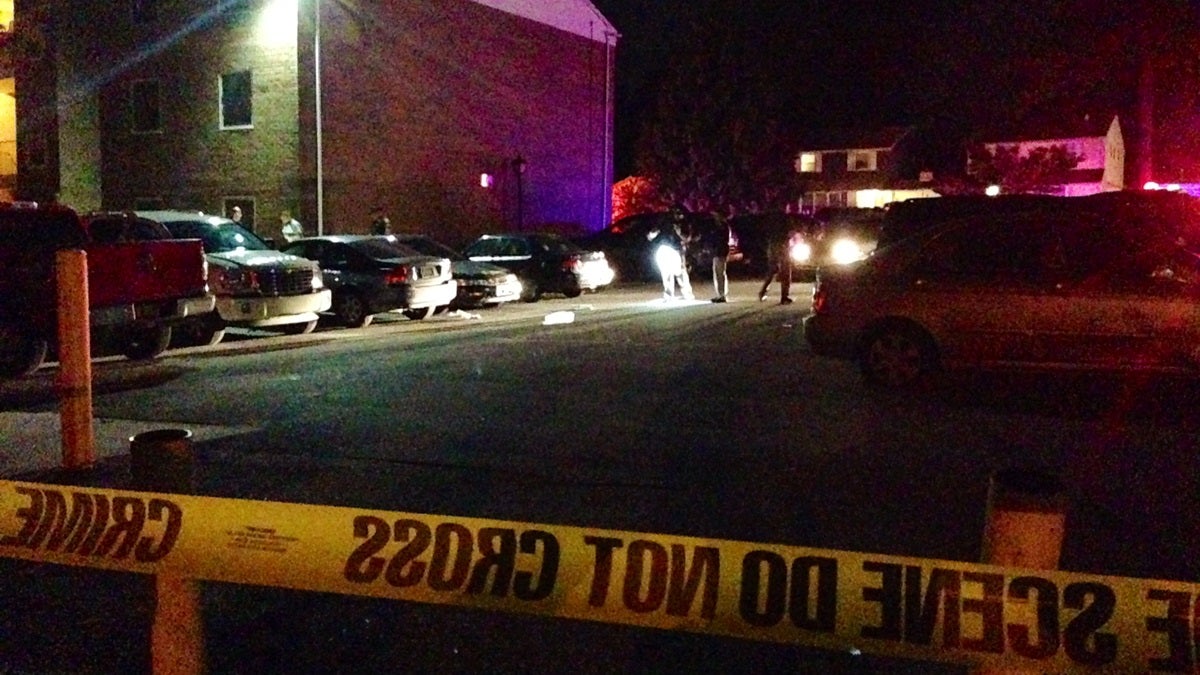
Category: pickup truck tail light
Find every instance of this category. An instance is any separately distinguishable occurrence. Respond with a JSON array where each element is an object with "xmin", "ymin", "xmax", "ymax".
[
  {"xmin": 385, "ymin": 266, "xmax": 410, "ymax": 285},
  {"xmin": 811, "ymin": 282, "xmax": 828, "ymax": 313}
]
